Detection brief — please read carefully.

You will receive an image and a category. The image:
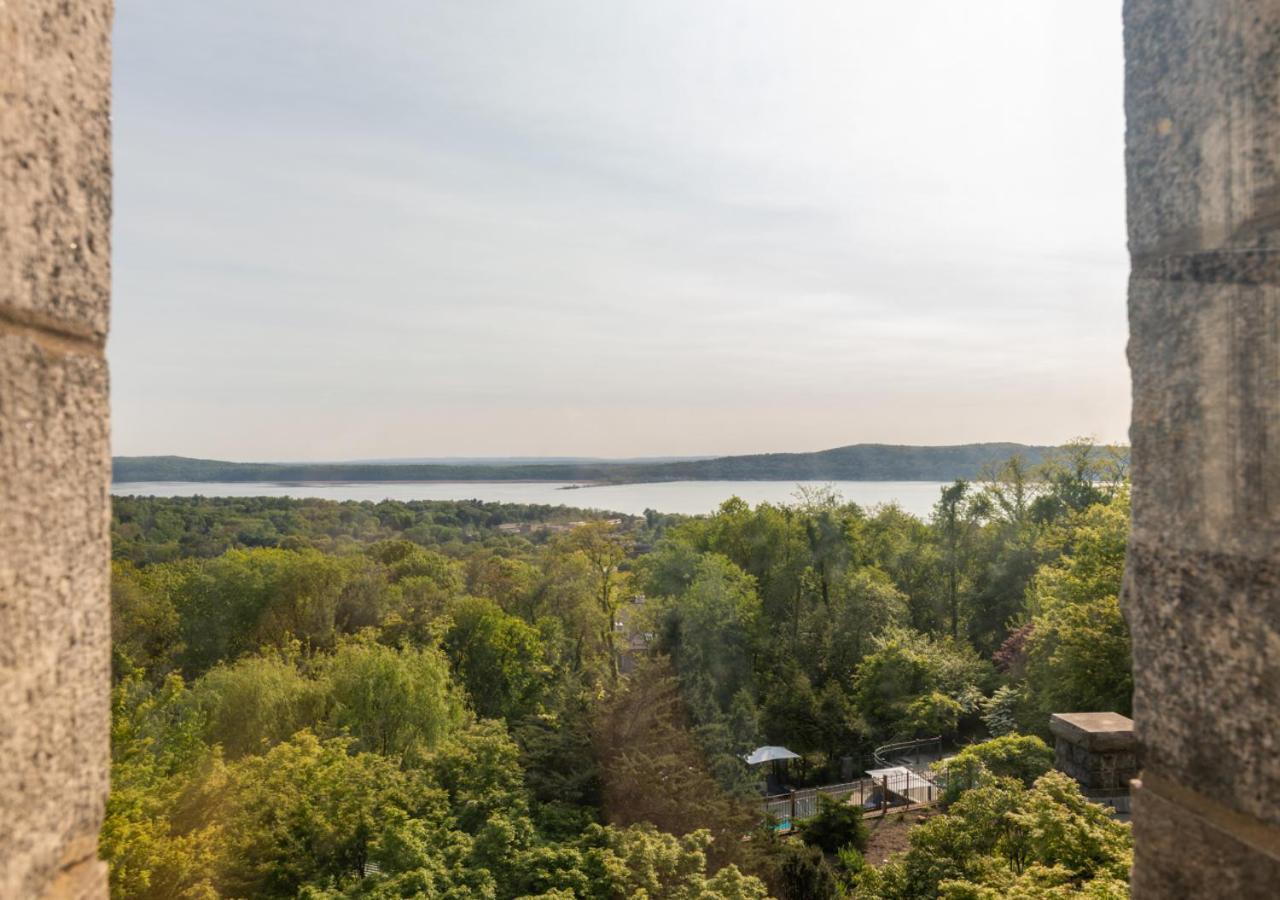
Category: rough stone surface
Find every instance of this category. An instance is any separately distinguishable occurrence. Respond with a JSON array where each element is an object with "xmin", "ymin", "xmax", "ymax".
[
  {"xmin": 1125, "ymin": 0, "xmax": 1280, "ymax": 892},
  {"xmin": 1125, "ymin": 538, "xmax": 1280, "ymax": 821},
  {"xmin": 1049, "ymin": 714, "xmax": 1138, "ymax": 792},
  {"xmin": 0, "ymin": 1, "xmax": 112, "ymax": 898},
  {"xmin": 1054, "ymin": 745, "xmax": 1138, "ymax": 795},
  {"xmin": 0, "ymin": 0, "xmax": 113, "ymax": 339},
  {"xmin": 0, "ymin": 332, "xmax": 111, "ymax": 897},
  {"xmin": 1049, "ymin": 712, "xmax": 1135, "ymax": 752},
  {"xmin": 1127, "ymin": 277, "xmax": 1280, "ymax": 561},
  {"xmin": 1131, "ymin": 779, "xmax": 1280, "ymax": 898},
  {"xmin": 1125, "ymin": 0, "xmax": 1280, "ymax": 261}
]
